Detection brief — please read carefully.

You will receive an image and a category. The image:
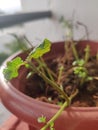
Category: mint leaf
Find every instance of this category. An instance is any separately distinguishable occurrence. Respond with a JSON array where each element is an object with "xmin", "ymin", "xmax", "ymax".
[
  {"xmin": 3, "ymin": 57, "xmax": 23, "ymax": 80},
  {"xmin": 29, "ymin": 39, "xmax": 51, "ymax": 59}
]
